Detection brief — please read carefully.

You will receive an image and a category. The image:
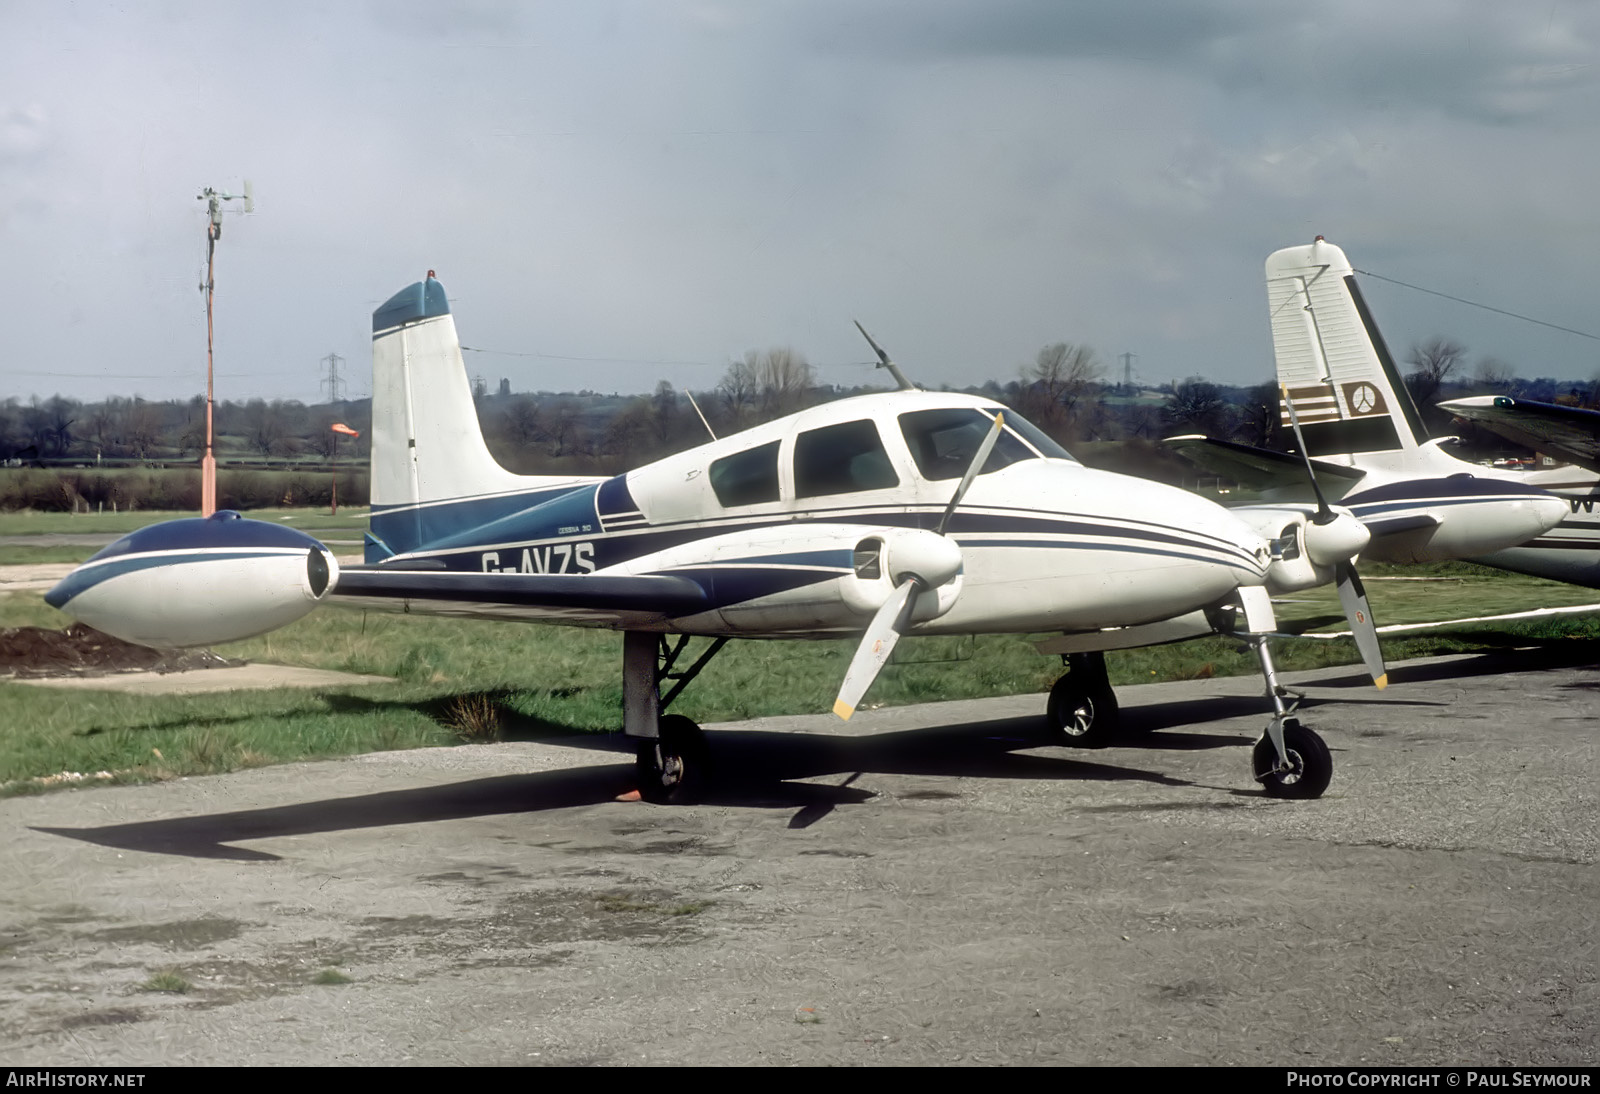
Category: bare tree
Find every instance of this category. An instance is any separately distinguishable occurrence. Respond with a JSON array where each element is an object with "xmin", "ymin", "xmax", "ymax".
[
  {"xmin": 1017, "ymin": 343, "xmax": 1102, "ymax": 443},
  {"xmin": 651, "ymin": 380, "xmax": 679, "ymax": 445},
  {"xmin": 43, "ymin": 396, "xmax": 79, "ymax": 457},
  {"xmin": 544, "ymin": 399, "xmax": 584, "ymax": 458},
  {"xmin": 1474, "ymin": 356, "xmax": 1517, "ymax": 395},
  {"xmin": 245, "ymin": 399, "xmax": 292, "ymax": 460},
  {"xmin": 1161, "ymin": 377, "xmax": 1229, "ymax": 438},
  {"xmin": 124, "ymin": 399, "xmax": 164, "ymax": 461},
  {"xmin": 716, "ymin": 348, "xmax": 814, "ymax": 429},
  {"xmin": 1405, "ymin": 337, "xmax": 1467, "ymax": 407},
  {"xmin": 1233, "ymin": 379, "xmax": 1283, "ymax": 448}
]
